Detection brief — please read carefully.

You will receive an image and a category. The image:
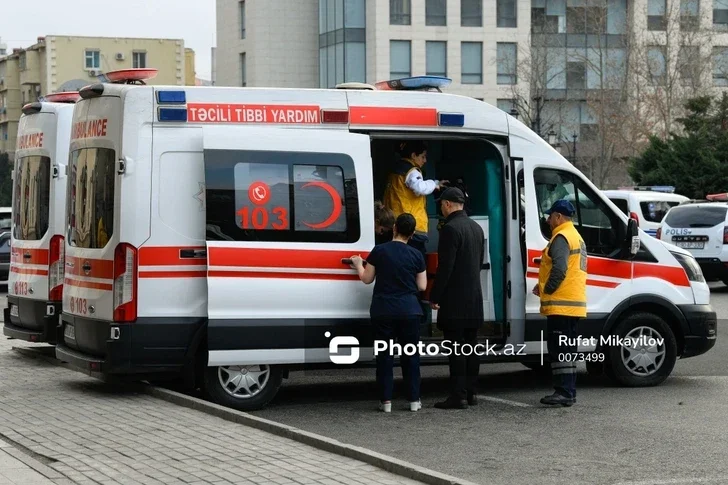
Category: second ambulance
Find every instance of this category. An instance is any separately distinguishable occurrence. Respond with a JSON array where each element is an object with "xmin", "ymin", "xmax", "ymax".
[{"xmin": 51, "ymin": 69, "xmax": 716, "ymax": 411}]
